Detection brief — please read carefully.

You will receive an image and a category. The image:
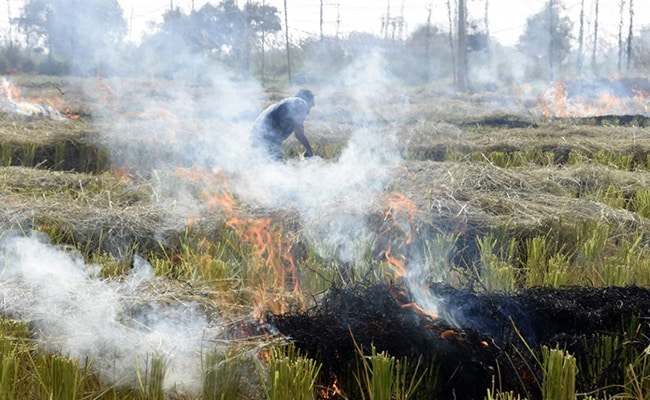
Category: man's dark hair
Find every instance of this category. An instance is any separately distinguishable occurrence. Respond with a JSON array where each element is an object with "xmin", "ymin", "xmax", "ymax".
[{"xmin": 295, "ymin": 89, "xmax": 315, "ymax": 107}]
